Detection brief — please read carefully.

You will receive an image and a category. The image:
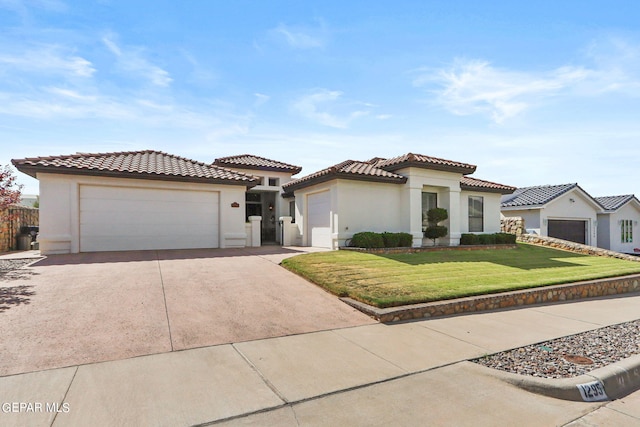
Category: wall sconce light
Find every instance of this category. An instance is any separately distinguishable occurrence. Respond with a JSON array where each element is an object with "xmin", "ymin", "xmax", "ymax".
[{"xmin": 268, "ymin": 203, "xmax": 274, "ymax": 211}]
